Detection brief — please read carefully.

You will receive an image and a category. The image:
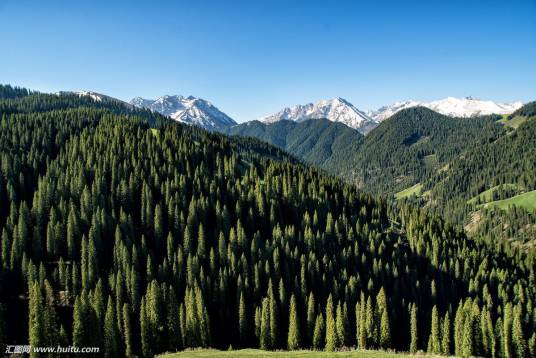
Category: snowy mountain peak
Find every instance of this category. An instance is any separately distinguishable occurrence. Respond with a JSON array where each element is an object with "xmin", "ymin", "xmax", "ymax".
[
  {"xmin": 129, "ymin": 95, "xmax": 236, "ymax": 131},
  {"xmin": 58, "ymin": 90, "xmax": 127, "ymax": 105},
  {"xmin": 259, "ymin": 97, "xmax": 378, "ymax": 134},
  {"xmin": 367, "ymin": 97, "xmax": 523, "ymax": 121}
]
